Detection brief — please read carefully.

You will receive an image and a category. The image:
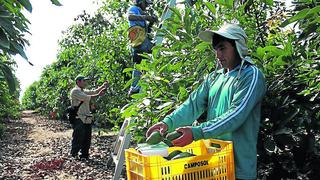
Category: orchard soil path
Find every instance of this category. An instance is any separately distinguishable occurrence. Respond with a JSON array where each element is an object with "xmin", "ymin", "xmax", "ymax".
[{"xmin": 0, "ymin": 111, "xmax": 125, "ymax": 180}]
